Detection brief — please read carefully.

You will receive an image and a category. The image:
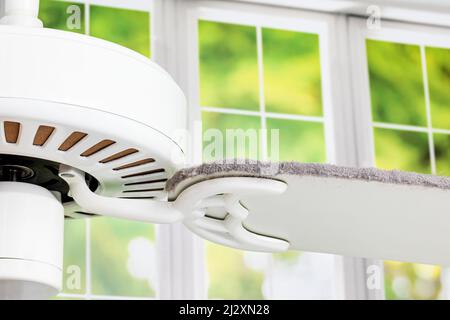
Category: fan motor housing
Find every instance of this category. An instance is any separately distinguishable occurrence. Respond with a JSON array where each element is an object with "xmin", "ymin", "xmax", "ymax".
[
  {"xmin": 0, "ymin": 25, "xmax": 187, "ymax": 216},
  {"xmin": 0, "ymin": 25, "xmax": 186, "ymax": 139},
  {"xmin": 0, "ymin": 12, "xmax": 187, "ymax": 299}
]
